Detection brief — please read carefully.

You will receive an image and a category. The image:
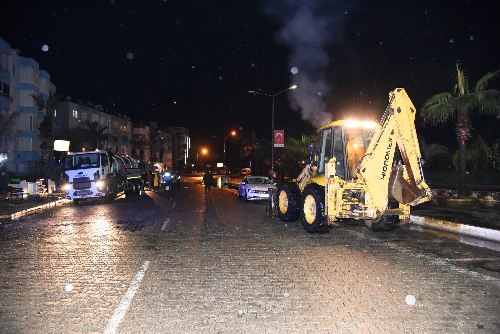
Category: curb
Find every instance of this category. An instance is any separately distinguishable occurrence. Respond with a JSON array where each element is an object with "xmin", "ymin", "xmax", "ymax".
[
  {"xmin": 9, "ymin": 198, "xmax": 71, "ymax": 220},
  {"xmin": 410, "ymin": 215, "xmax": 500, "ymax": 244}
]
